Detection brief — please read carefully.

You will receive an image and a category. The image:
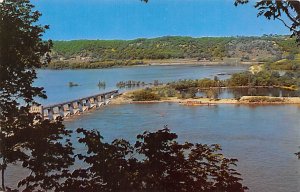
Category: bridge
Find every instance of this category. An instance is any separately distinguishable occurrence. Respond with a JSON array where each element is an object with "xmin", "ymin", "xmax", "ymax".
[{"xmin": 30, "ymin": 90, "xmax": 119, "ymax": 120}]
